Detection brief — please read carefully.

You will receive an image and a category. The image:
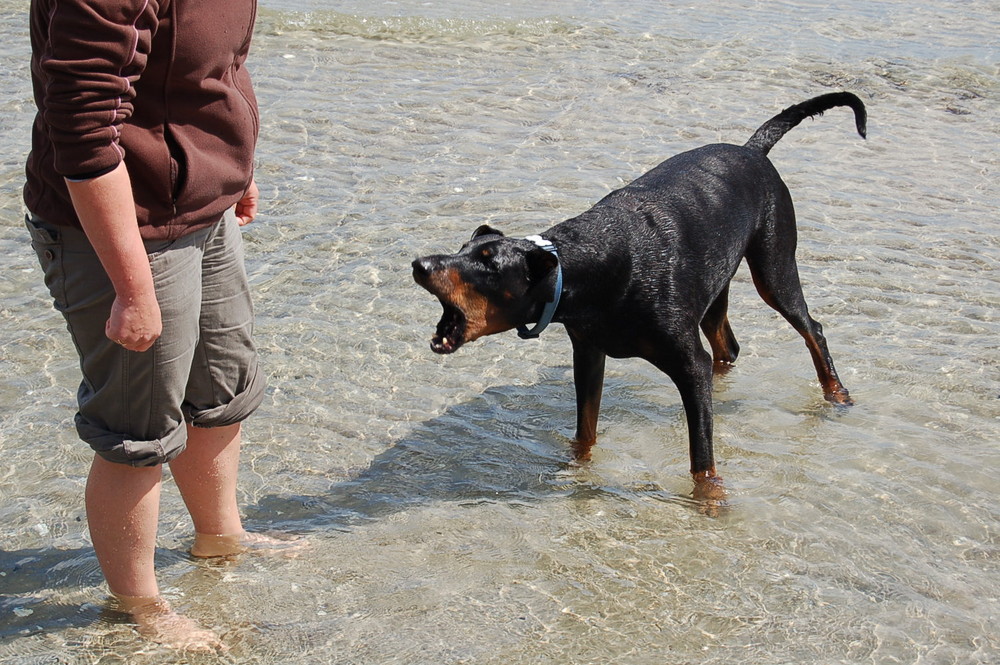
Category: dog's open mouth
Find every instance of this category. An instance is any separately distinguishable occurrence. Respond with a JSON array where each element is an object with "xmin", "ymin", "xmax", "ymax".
[{"xmin": 431, "ymin": 302, "xmax": 467, "ymax": 354}]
